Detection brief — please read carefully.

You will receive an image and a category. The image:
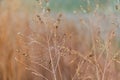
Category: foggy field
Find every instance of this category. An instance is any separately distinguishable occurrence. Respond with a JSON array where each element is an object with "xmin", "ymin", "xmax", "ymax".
[{"xmin": 1, "ymin": 0, "xmax": 120, "ymax": 80}]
